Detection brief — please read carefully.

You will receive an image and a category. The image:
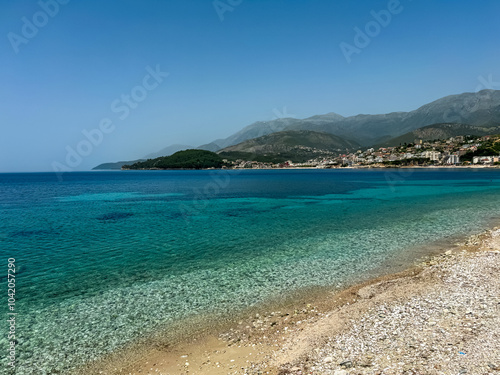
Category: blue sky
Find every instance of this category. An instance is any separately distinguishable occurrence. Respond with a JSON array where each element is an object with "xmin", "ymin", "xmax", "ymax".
[{"xmin": 1, "ymin": 0, "xmax": 499, "ymax": 172}]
